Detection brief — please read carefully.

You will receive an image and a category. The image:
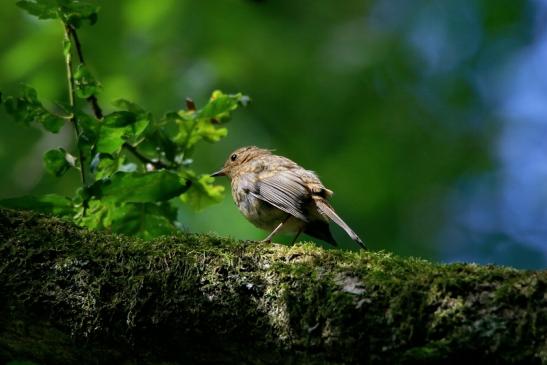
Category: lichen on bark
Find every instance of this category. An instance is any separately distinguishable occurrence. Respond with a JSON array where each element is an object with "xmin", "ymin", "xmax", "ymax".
[{"xmin": 0, "ymin": 208, "xmax": 546, "ymax": 364}]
